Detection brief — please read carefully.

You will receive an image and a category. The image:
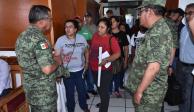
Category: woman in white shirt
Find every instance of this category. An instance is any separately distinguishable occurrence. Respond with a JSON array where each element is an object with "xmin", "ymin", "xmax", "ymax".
[{"xmin": 55, "ymin": 19, "xmax": 90, "ymax": 112}]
